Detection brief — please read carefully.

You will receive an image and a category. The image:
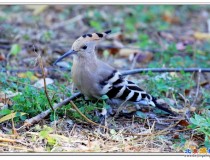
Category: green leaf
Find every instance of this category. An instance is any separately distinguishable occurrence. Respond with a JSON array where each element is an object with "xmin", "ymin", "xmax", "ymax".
[
  {"xmin": 204, "ymin": 136, "xmax": 210, "ymax": 148},
  {"xmin": 10, "ymin": 44, "xmax": 21, "ymax": 55},
  {"xmin": 205, "ymin": 105, "xmax": 210, "ymax": 109},
  {"xmin": 103, "ymin": 50, "xmax": 110, "ymax": 59},
  {"xmin": 40, "ymin": 130, "xmax": 48, "ymax": 138},
  {"xmin": 0, "ymin": 109, "xmax": 12, "ymax": 116},
  {"xmin": 90, "ymin": 20, "xmax": 101, "ymax": 31},
  {"xmin": 47, "ymin": 136, "xmax": 56, "ymax": 145},
  {"xmin": 190, "ymin": 117, "xmax": 198, "ymax": 125},
  {"xmin": 195, "ymin": 114, "xmax": 204, "ymax": 123},
  {"xmin": 110, "ymin": 129, "xmax": 117, "ymax": 135},
  {"xmin": 101, "ymin": 95, "xmax": 109, "ymax": 100},
  {"xmin": 136, "ymin": 111, "xmax": 147, "ymax": 119}
]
